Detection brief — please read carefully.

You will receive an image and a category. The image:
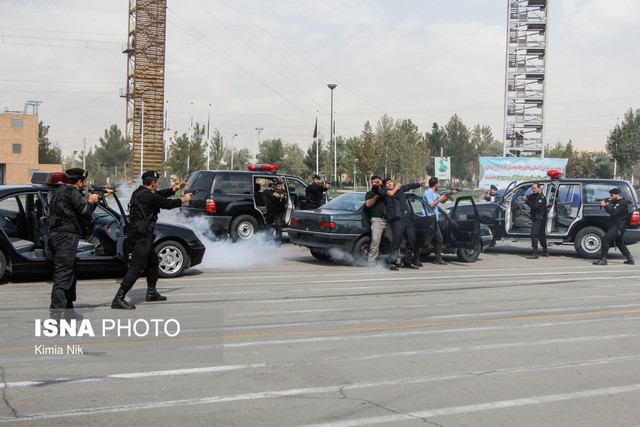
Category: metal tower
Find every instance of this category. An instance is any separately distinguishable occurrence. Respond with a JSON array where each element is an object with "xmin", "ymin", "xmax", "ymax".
[
  {"xmin": 122, "ymin": 0, "xmax": 167, "ymax": 178},
  {"xmin": 503, "ymin": 0, "xmax": 548, "ymax": 158}
]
